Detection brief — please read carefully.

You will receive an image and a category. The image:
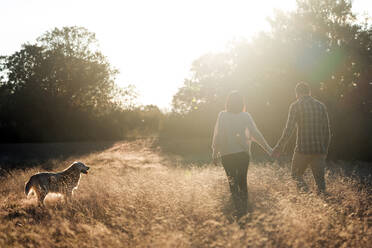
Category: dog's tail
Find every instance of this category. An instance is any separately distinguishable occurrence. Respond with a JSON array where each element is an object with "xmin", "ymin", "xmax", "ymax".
[{"xmin": 25, "ymin": 177, "xmax": 33, "ymax": 196}]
